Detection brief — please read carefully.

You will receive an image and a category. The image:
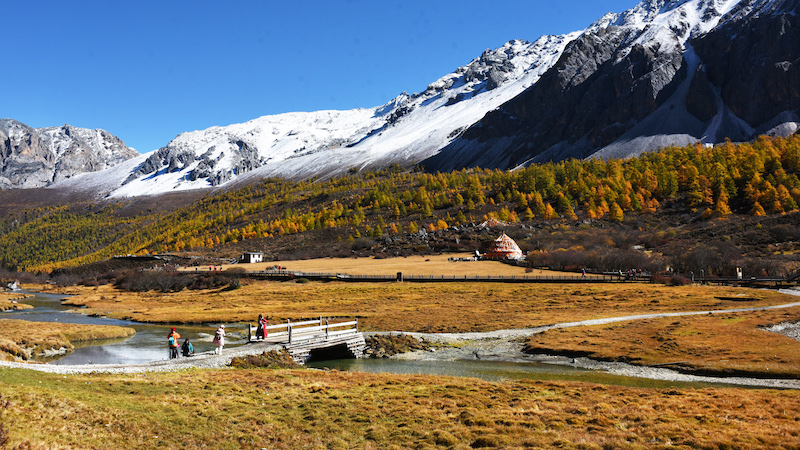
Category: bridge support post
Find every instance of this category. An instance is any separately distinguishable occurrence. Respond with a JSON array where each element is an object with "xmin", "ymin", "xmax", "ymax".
[{"xmin": 288, "ymin": 319, "xmax": 292, "ymax": 344}]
